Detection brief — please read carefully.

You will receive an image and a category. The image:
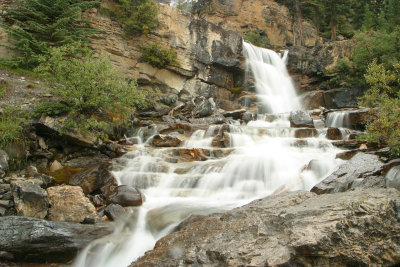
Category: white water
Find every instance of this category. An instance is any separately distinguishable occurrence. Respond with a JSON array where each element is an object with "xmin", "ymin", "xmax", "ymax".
[
  {"xmin": 169, "ymin": 0, "xmax": 197, "ymax": 7},
  {"xmin": 242, "ymin": 41, "xmax": 301, "ymax": 113},
  {"xmin": 74, "ymin": 43, "xmax": 342, "ymax": 267},
  {"xmin": 326, "ymin": 111, "xmax": 350, "ymax": 128}
]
